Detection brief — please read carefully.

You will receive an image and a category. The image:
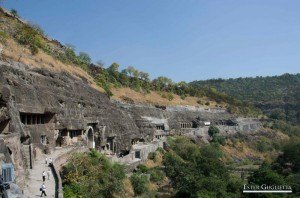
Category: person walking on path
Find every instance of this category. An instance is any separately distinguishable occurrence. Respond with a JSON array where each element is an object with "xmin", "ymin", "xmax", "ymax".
[
  {"xmin": 45, "ymin": 157, "xmax": 48, "ymax": 165},
  {"xmin": 42, "ymin": 171, "xmax": 46, "ymax": 182},
  {"xmin": 47, "ymin": 169, "xmax": 51, "ymax": 180},
  {"xmin": 40, "ymin": 183, "xmax": 47, "ymax": 197}
]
